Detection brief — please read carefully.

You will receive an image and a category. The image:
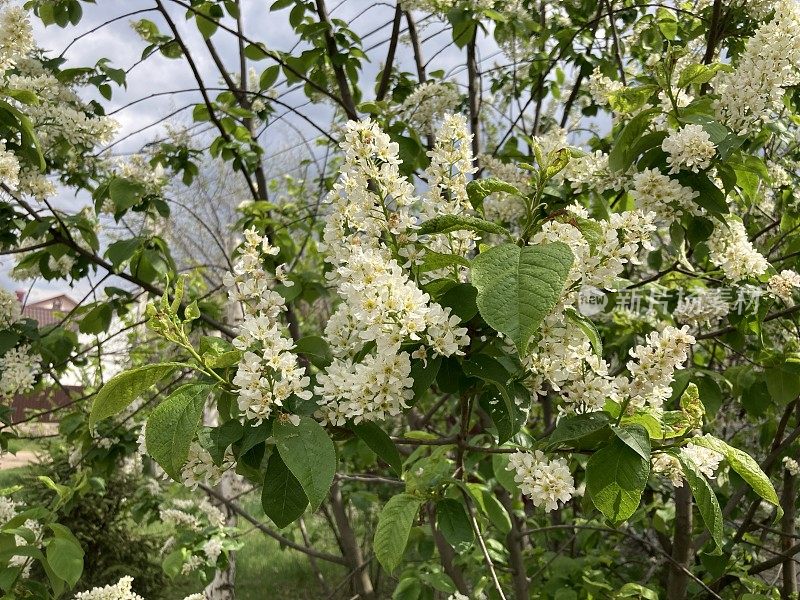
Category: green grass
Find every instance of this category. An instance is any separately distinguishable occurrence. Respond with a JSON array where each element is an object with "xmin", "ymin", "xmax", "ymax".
[{"xmin": 0, "ymin": 467, "xmax": 27, "ymax": 489}]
